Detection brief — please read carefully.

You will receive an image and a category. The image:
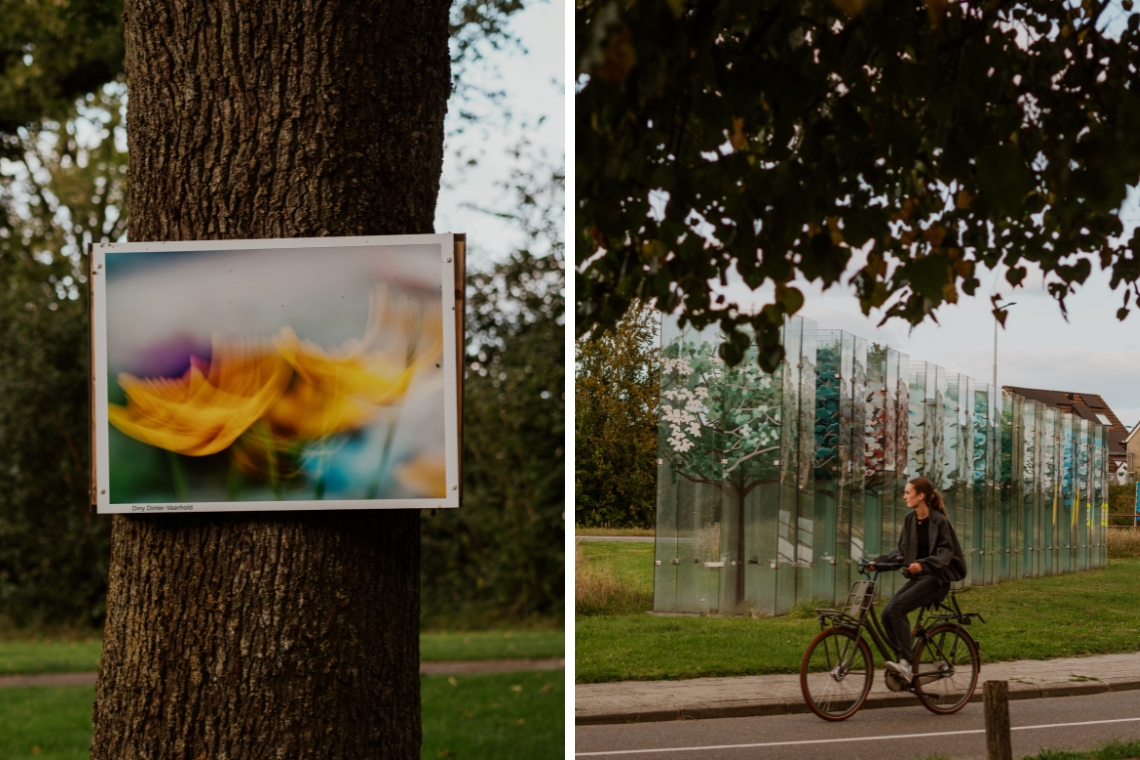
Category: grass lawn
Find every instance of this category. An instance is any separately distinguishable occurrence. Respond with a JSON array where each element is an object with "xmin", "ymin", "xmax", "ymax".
[
  {"xmin": 0, "ymin": 672, "xmax": 564, "ymax": 760},
  {"xmin": 0, "ymin": 640, "xmax": 102, "ymax": 676},
  {"xmin": 0, "ymin": 629, "xmax": 563, "ymax": 676},
  {"xmin": 420, "ymin": 629, "xmax": 564, "ymax": 662},
  {"xmin": 577, "ymin": 543, "xmax": 1140, "ymax": 684},
  {"xmin": 422, "ymin": 671, "xmax": 564, "ymax": 759},
  {"xmin": 0, "ymin": 687, "xmax": 93, "ymax": 760}
]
